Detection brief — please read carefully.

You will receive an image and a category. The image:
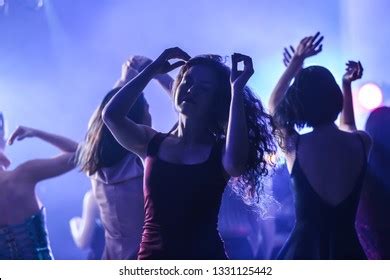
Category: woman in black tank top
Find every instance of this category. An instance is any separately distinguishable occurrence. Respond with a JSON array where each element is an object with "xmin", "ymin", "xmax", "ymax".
[
  {"xmin": 269, "ymin": 33, "xmax": 371, "ymax": 259},
  {"xmin": 102, "ymin": 48, "xmax": 277, "ymax": 259}
]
